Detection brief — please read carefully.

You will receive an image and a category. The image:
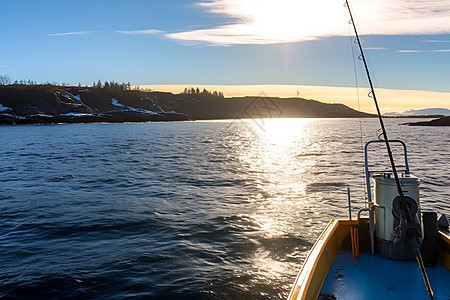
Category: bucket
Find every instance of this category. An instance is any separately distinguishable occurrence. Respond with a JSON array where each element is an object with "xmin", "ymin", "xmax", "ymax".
[{"xmin": 373, "ymin": 173, "xmax": 421, "ymax": 259}]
